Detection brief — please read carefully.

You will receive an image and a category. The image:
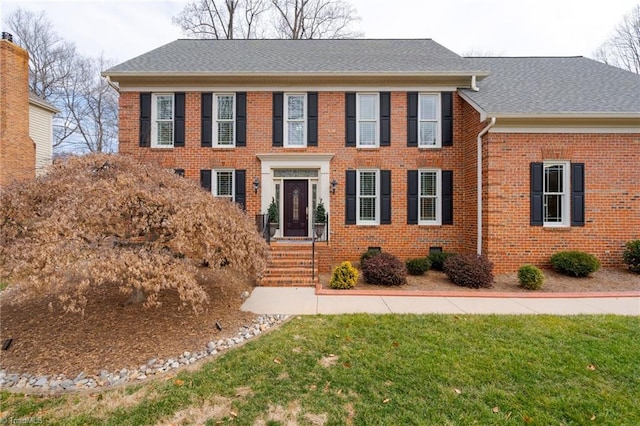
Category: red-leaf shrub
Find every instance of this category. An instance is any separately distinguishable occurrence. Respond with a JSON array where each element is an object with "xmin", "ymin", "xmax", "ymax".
[
  {"xmin": 361, "ymin": 252, "xmax": 407, "ymax": 286},
  {"xmin": 0, "ymin": 154, "xmax": 269, "ymax": 313},
  {"xmin": 443, "ymin": 254, "xmax": 494, "ymax": 288}
]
